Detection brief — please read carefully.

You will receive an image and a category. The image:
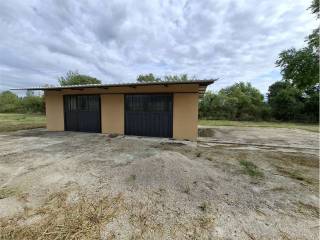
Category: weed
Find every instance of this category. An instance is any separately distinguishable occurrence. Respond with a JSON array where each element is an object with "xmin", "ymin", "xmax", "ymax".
[
  {"xmin": 198, "ymin": 202, "xmax": 209, "ymax": 212},
  {"xmin": 239, "ymin": 160, "xmax": 264, "ymax": 178},
  {"xmin": 182, "ymin": 185, "xmax": 191, "ymax": 194},
  {"xmin": 126, "ymin": 174, "xmax": 136, "ymax": 183}
]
